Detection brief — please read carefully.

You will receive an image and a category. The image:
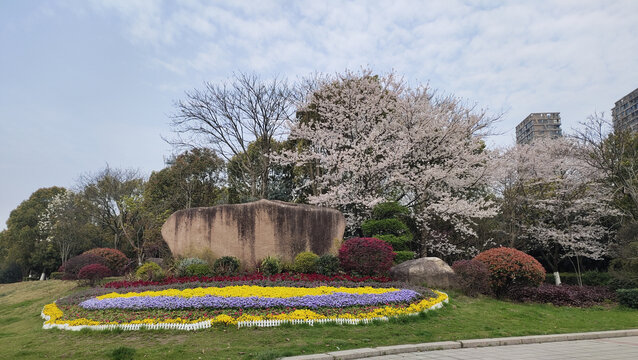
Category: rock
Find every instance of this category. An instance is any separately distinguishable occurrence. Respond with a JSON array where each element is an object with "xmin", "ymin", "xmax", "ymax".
[
  {"xmin": 161, "ymin": 199, "xmax": 346, "ymax": 269},
  {"xmin": 389, "ymin": 257, "xmax": 456, "ymax": 288}
]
